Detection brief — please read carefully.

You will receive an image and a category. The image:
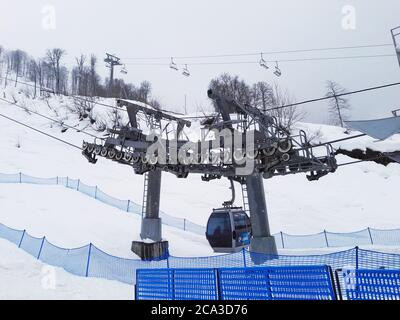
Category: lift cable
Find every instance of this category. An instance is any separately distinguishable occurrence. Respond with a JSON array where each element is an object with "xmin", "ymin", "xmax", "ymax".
[
  {"xmin": 122, "ymin": 43, "xmax": 394, "ymax": 60},
  {"xmin": 125, "ymin": 54, "xmax": 396, "ymax": 66},
  {"xmin": 179, "ymin": 81, "xmax": 400, "ymax": 120},
  {"xmin": 0, "ymin": 111, "xmax": 82, "ymax": 150},
  {"xmin": 0, "ymin": 97, "xmax": 104, "ymax": 140},
  {"xmin": 267, "ymin": 81, "xmax": 400, "ymax": 111},
  {"xmin": 337, "ymin": 155, "xmax": 387, "ymax": 167}
]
